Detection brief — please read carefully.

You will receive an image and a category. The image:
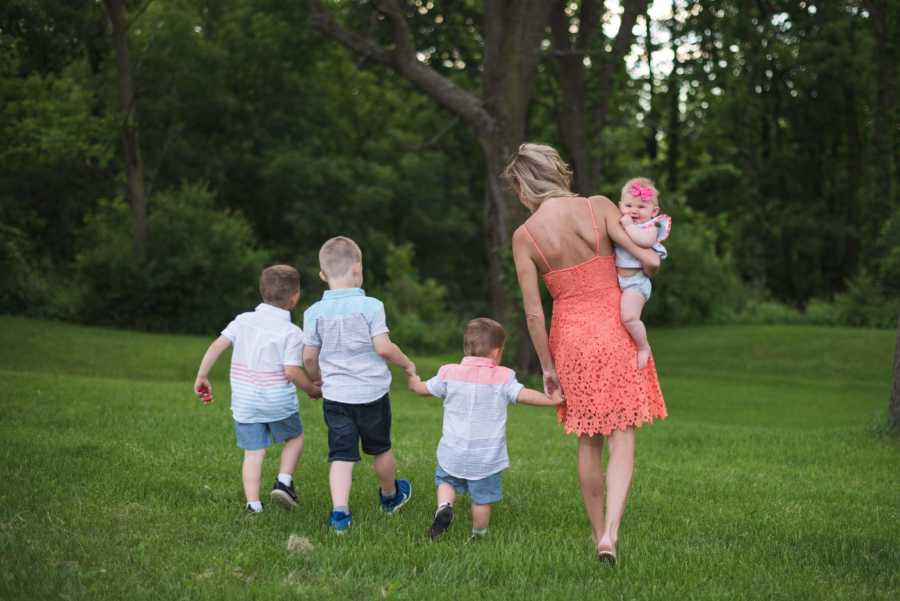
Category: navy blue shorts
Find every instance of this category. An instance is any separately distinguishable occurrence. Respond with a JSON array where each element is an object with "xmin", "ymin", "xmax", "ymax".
[
  {"xmin": 322, "ymin": 393, "xmax": 392, "ymax": 462},
  {"xmin": 234, "ymin": 413, "xmax": 303, "ymax": 450}
]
